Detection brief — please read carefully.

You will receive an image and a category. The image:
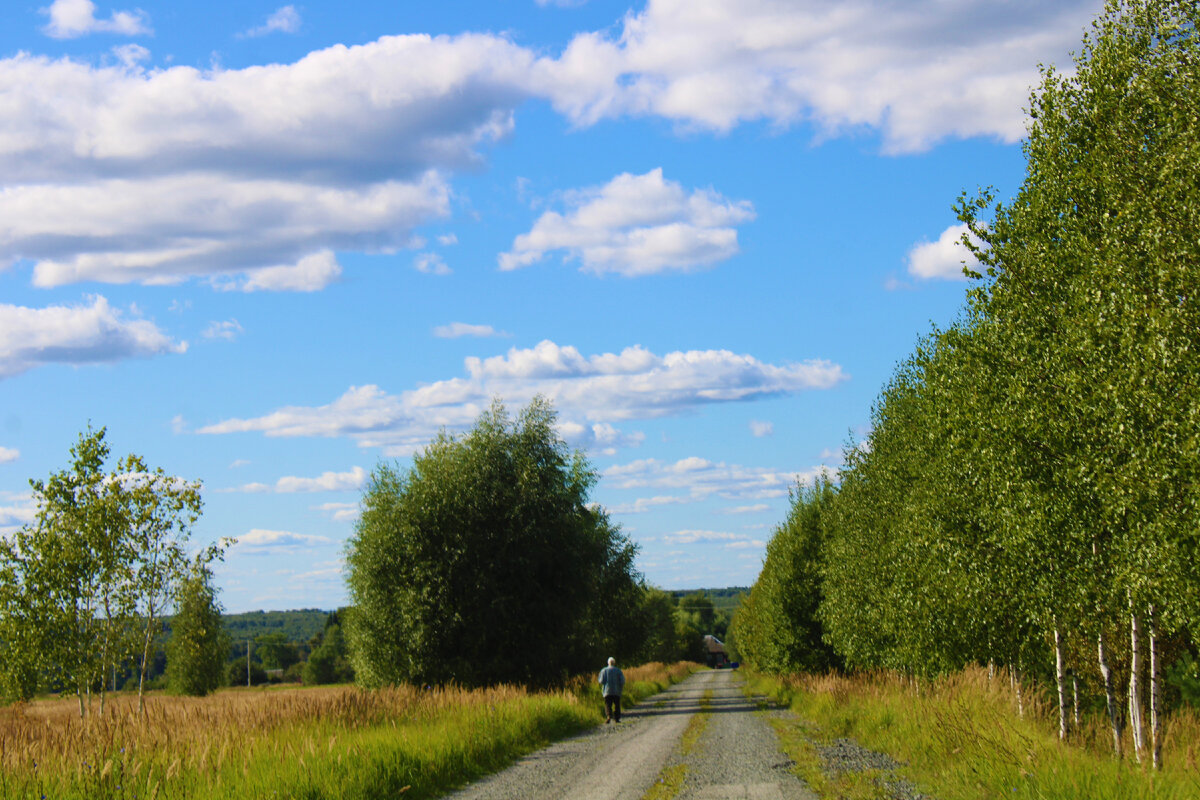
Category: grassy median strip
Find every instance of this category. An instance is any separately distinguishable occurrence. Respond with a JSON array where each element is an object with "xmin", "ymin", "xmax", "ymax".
[
  {"xmin": 642, "ymin": 687, "xmax": 713, "ymax": 800},
  {"xmin": 0, "ymin": 661, "xmax": 700, "ymax": 800}
]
